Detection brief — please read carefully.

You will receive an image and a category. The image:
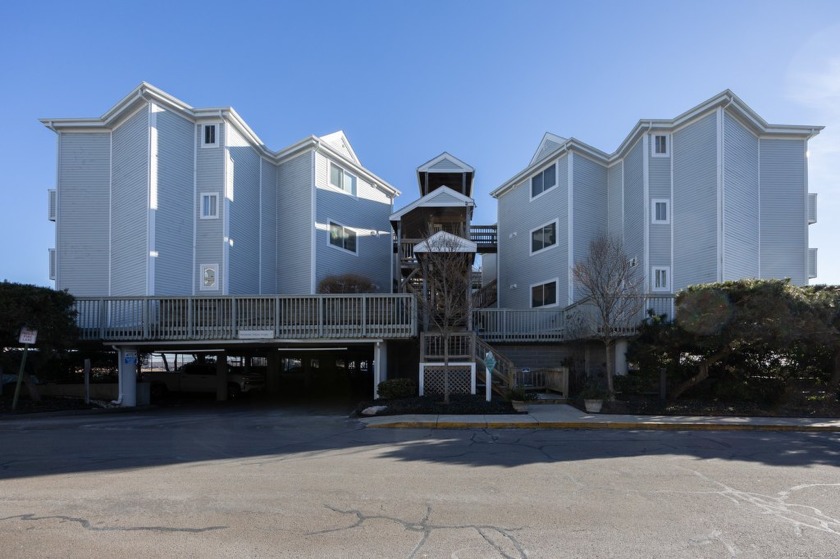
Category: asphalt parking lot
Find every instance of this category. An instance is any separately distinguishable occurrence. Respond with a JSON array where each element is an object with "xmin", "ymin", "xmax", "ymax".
[{"xmin": 1, "ymin": 405, "xmax": 839, "ymax": 558}]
